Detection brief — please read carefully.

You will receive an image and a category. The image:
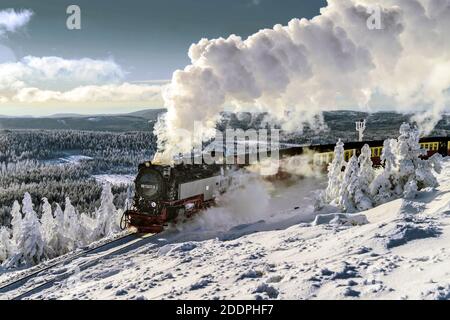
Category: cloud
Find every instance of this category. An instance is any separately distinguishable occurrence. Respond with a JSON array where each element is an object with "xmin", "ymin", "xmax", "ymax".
[
  {"xmin": 0, "ymin": 10, "xmax": 164, "ymax": 111},
  {"xmin": 10, "ymin": 83, "xmax": 163, "ymax": 104},
  {"xmin": 0, "ymin": 56, "xmax": 125, "ymax": 91},
  {"xmin": 0, "ymin": 8, "xmax": 33, "ymax": 36},
  {"xmin": 156, "ymin": 0, "xmax": 450, "ymax": 159},
  {"xmin": 0, "ymin": 56, "xmax": 164, "ymax": 107}
]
